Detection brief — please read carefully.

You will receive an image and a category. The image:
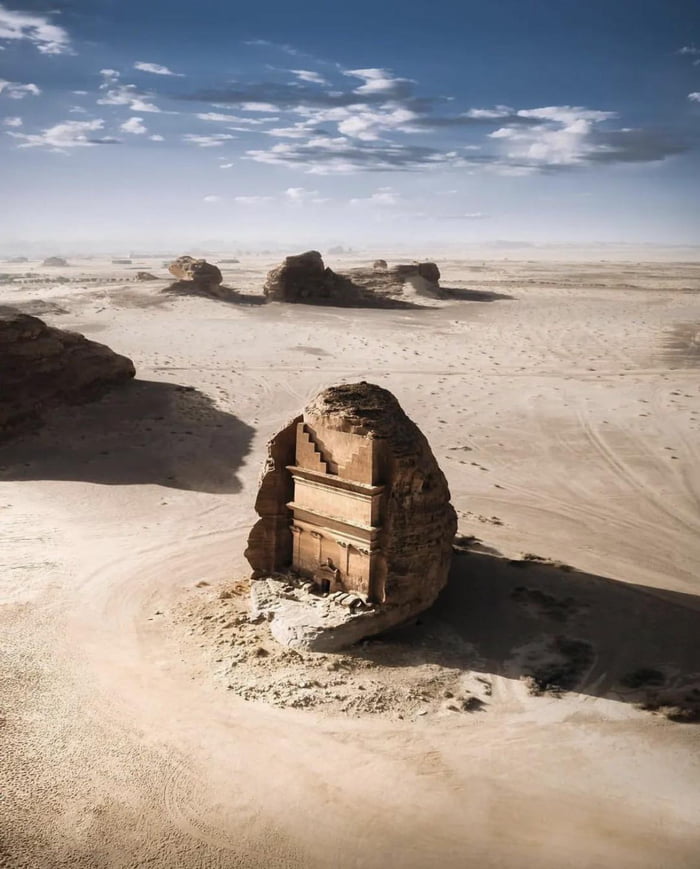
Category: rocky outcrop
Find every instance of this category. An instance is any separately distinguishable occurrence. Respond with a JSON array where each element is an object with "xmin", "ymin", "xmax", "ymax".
[
  {"xmin": 263, "ymin": 251, "xmax": 442, "ymax": 307},
  {"xmin": 263, "ymin": 250, "xmax": 360, "ymax": 305},
  {"xmin": 42, "ymin": 257, "xmax": 68, "ymax": 267},
  {"xmin": 135, "ymin": 271, "xmax": 158, "ymax": 281},
  {"xmin": 245, "ymin": 382, "xmax": 456, "ymax": 649},
  {"xmin": 0, "ymin": 312, "xmax": 135, "ymax": 437},
  {"xmin": 168, "ymin": 256, "xmax": 222, "ymax": 287}
]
